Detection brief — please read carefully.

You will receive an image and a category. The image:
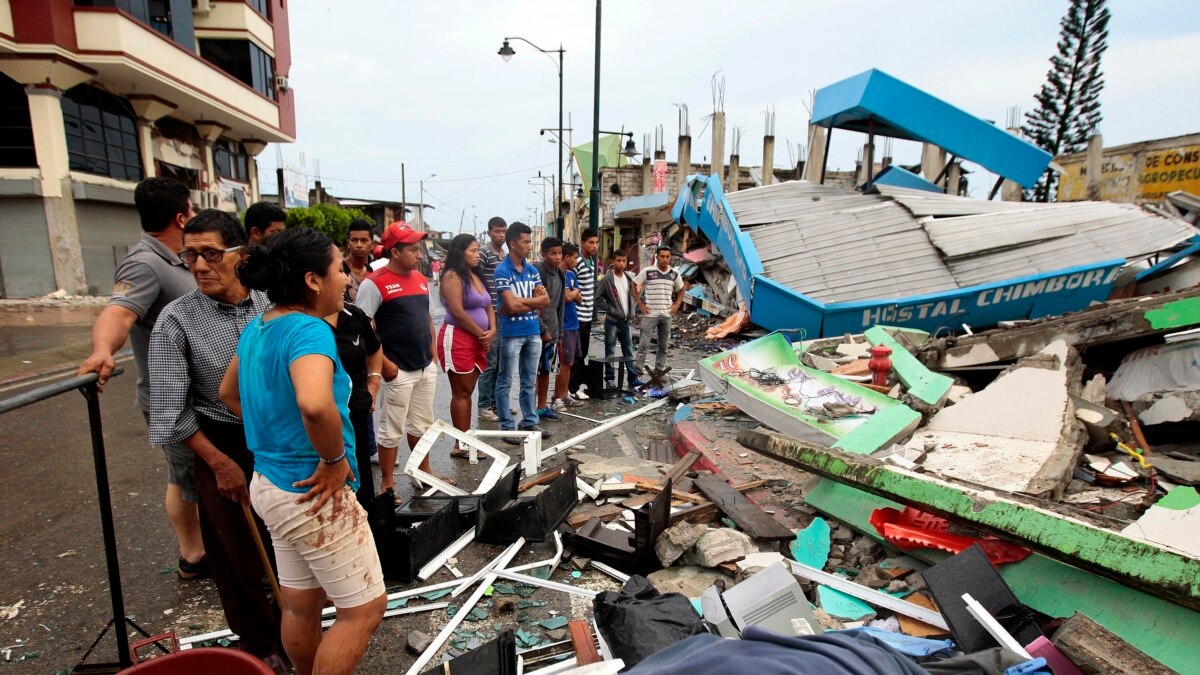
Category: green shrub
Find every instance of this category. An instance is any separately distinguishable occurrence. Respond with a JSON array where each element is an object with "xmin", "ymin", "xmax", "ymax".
[{"xmin": 285, "ymin": 204, "xmax": 370, "ymax": 245}]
